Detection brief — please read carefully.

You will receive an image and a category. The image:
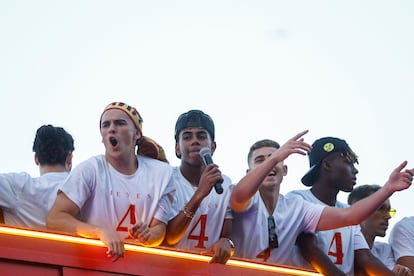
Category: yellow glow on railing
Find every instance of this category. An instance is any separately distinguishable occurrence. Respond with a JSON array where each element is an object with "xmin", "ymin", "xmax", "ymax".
[{"xmin": 0, "ymin": 226, "xmax": 320, "ymax": 276}]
